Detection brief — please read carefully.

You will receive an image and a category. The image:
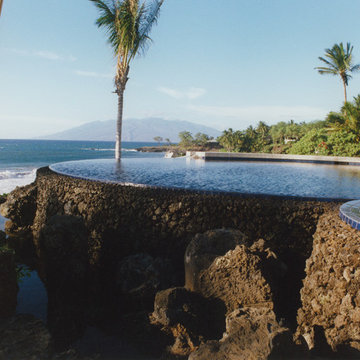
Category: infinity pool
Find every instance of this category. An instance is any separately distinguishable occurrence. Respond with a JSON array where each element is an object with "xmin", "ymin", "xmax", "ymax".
[{"xmin": 50, "ymin": 158, "xmax": 360, "ymax": 199}]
